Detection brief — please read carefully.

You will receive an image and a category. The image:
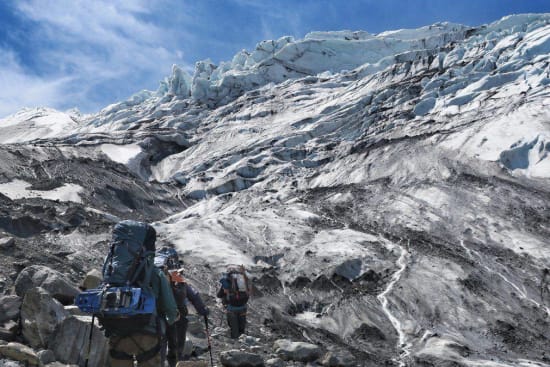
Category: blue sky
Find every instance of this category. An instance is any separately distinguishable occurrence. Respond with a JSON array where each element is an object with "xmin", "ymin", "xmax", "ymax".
[{"xmin": 0, "ymin": 0, "xmax": 549, "ymax": 118}]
